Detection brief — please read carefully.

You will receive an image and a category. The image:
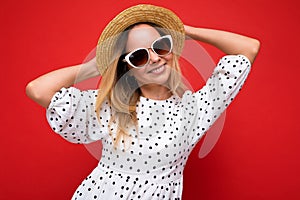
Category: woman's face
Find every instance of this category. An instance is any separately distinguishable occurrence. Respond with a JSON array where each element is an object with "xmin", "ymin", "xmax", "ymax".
[{"xmin": 125, "ymin": 24, "xmax": 173, "ymax": 87}]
